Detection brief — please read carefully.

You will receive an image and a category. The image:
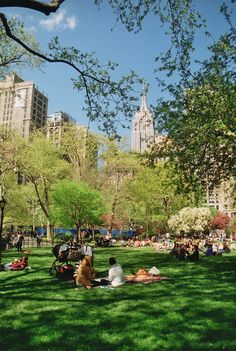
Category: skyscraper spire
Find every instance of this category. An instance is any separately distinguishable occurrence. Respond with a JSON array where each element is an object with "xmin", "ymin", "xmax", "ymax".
[
  {"xmin": 140, "ymin": 82, "xmax": 148, "ymax": 111},
  {"xmin": 131, "ymin": 82, "xmax": 155, "ymax": 153}
]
